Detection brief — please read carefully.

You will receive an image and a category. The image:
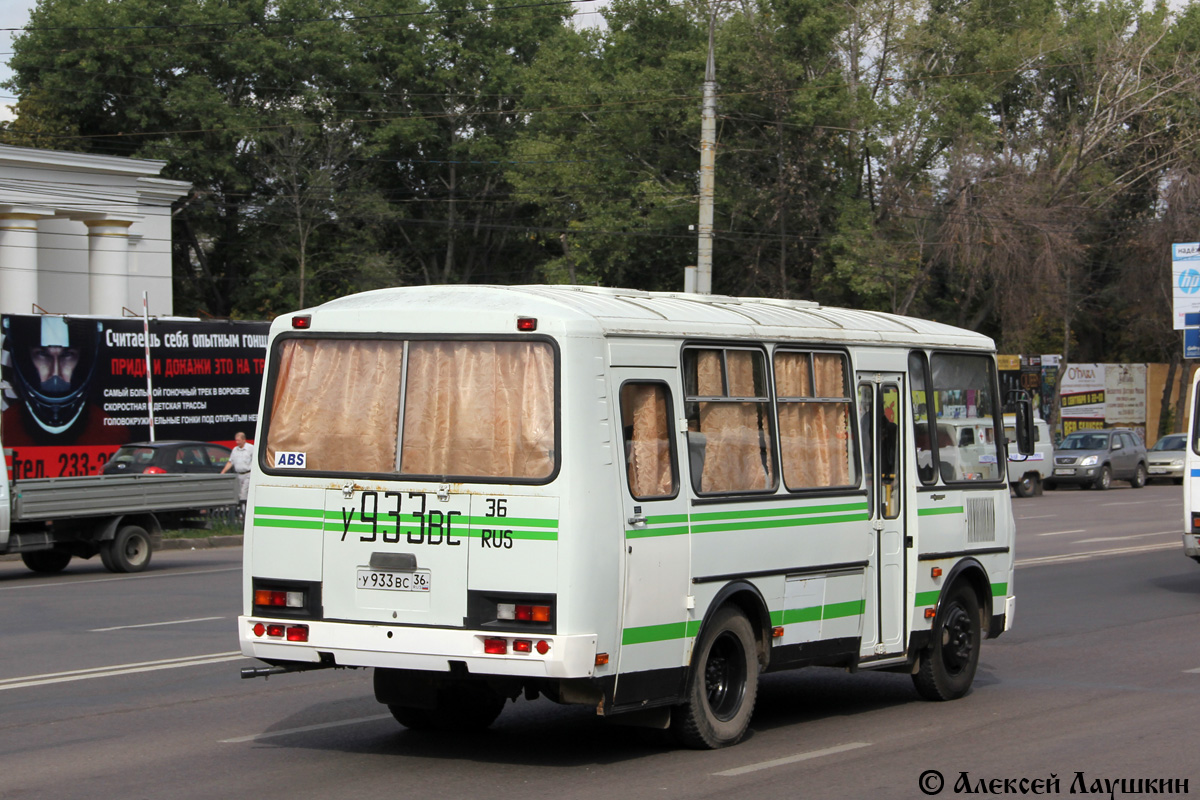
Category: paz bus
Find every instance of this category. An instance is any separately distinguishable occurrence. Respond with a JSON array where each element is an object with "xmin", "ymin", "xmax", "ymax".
[{"xmin": 238, "ymin": 285, "xmax": 1033, "ymax": 749}]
